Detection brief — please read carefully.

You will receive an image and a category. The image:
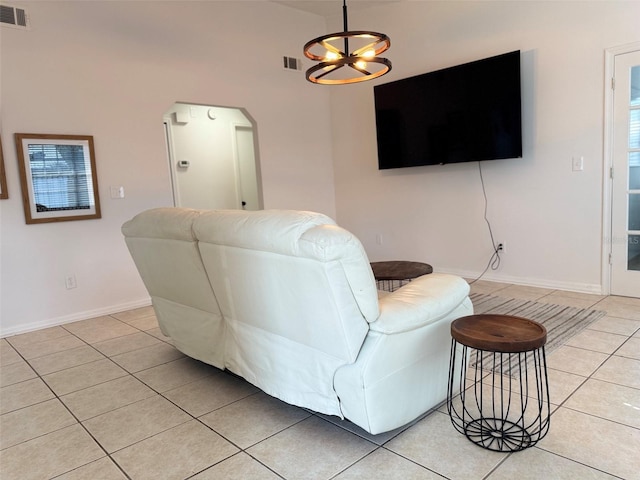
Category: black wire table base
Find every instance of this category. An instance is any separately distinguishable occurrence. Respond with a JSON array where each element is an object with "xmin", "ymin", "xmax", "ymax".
[
  {"xmin": 462, "ymin": 417, "xmax": 534, "ymax": 452},
  {"xmin": 447, "ymin": 341, "xmax": 551, "ymax": 452}
]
